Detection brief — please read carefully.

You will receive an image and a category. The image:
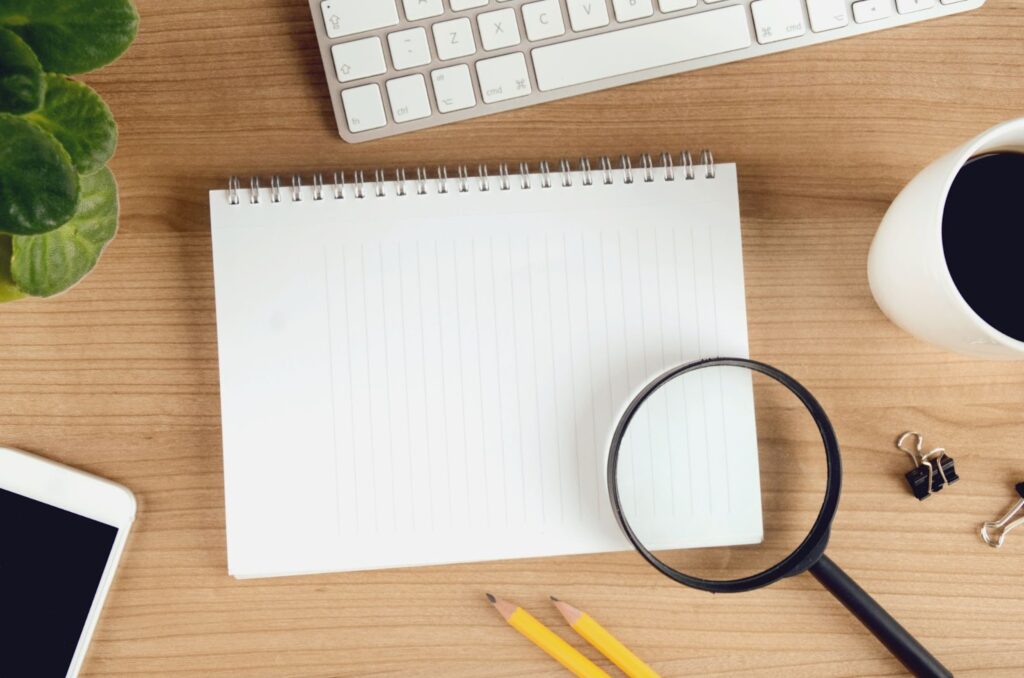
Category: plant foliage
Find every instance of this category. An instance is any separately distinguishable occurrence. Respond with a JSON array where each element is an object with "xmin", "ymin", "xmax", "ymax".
[{"xmin": 0, "ymin": 0, "xmax": 137, "ymax": 302}]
